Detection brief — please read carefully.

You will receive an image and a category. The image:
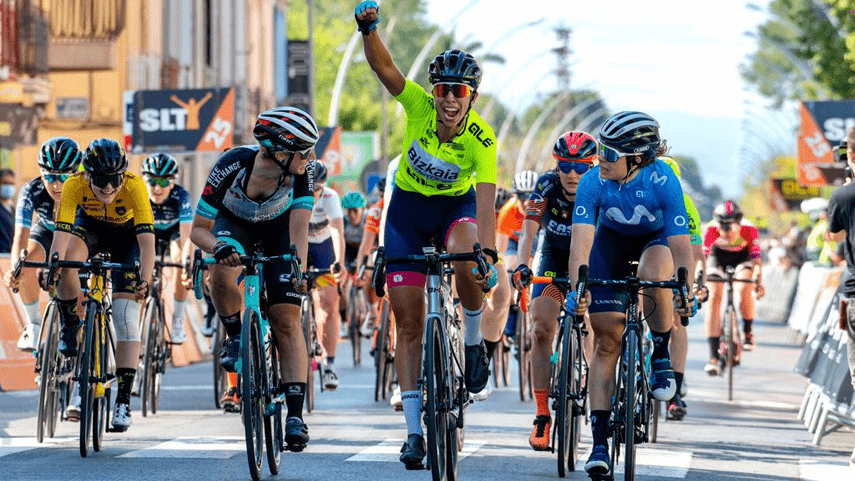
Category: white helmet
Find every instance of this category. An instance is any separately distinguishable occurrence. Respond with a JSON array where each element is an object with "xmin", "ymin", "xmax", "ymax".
[{"xmin": 513, "ymin": 170, "xmax": 538, "ymax": 194}]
